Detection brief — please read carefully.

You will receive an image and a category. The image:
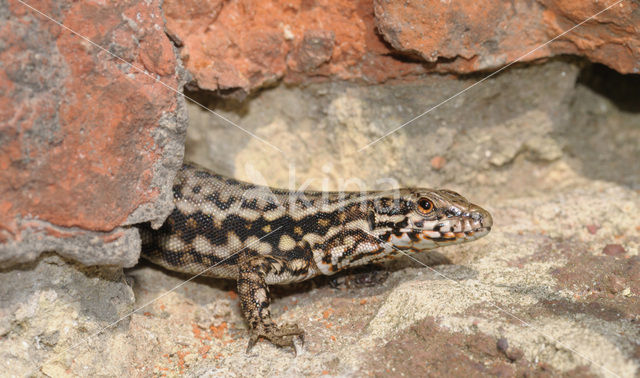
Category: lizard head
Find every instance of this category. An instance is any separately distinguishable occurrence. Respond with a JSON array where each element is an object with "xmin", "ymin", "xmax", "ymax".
[{"xmin": 370, "ymin": 188, "xmax": 492, "ymax": 251}]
